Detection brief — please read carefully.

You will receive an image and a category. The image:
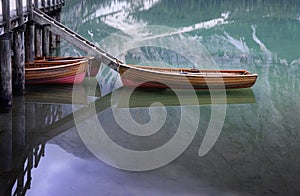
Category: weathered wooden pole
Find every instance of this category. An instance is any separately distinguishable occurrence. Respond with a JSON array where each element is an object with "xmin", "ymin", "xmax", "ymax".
[
  {"xmin": 50, "ymin": 10, "xmax": 61, "ymax": 54},
  {"xmin": 12, "ymin": 0, "xmax": 26, "ymax": 96},
  {"xmin": 25, "ymin": 23, "xmax": 35, "ymax": 63},
  {"xmin": 34, "ymin": 0, "xmax": 43, "ymax": 59},
  {"xmin": 13, "ymin": 29, "xmax": 26, "ymax": 95},
  {"xmin": 55, "ymin": 9, "xmax": 62, "ymax": 56},
  {"xmin": 50, "ymin": 28, "xmax": 57, "ymax": 52},
  {"xmin": 47, "ymin": 0, "xmax": 52, "ymax": 11},
  {"xmin": 49, "ymin": 11, "xmax": 56, "ymax": 53},
  {"xmin": 0, "ymin": 34, "xmax": 12, "ymax": 112},
  {"xmin": 34, "ymin": 0, "xmax": 39, "ymax": 8},
  {"xmin": 0, "ymin": 0, "xmax": 12, "ymax": 112},
  {"xmin": 35, "ymin": 25, "xmax": 43, "ymax": 57},
  {"xmin": 41, "ymin": 0, "xmax": 46, "ymax": 11},
  {"xmin": 25, "ymin": 0, "xmax": 35, "ymax": 64},
  {"xmin": 55, "ymin": 10, "xmax": 61, "ymax": 44},
  {"xmin": 42, "ymin": 25, "xmax": 50, "ymax": 56},
  {"xmin": 17, "ymin": 0, "xmax": 25, "ymax": 25},
  {"xmin": 27, "ymin": 0, "xmax": 33, "ymax": 17}
]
